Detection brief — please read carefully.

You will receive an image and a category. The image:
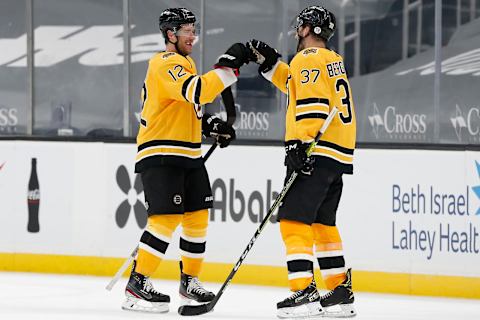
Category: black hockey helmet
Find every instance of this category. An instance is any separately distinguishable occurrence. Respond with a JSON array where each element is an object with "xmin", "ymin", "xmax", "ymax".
[
  {"xmin": 292, "ymin": 6, "xmax": 336, "ymax": 41},
  {"xmin": 159, "ymin": 7, "xmax": 197, "ymax": 38}
]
